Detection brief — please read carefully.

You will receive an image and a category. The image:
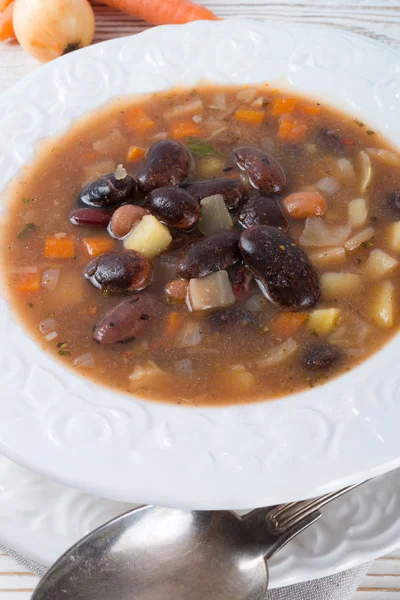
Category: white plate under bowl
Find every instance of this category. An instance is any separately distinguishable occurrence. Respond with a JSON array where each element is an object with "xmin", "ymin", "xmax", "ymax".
[
  {"xmin": 1, "ymin": 20, "xmax": 400, "ymax": 509},
  {"xmin": 1, "ymin": 454, "xmax": 400, "ymax": 589}
]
